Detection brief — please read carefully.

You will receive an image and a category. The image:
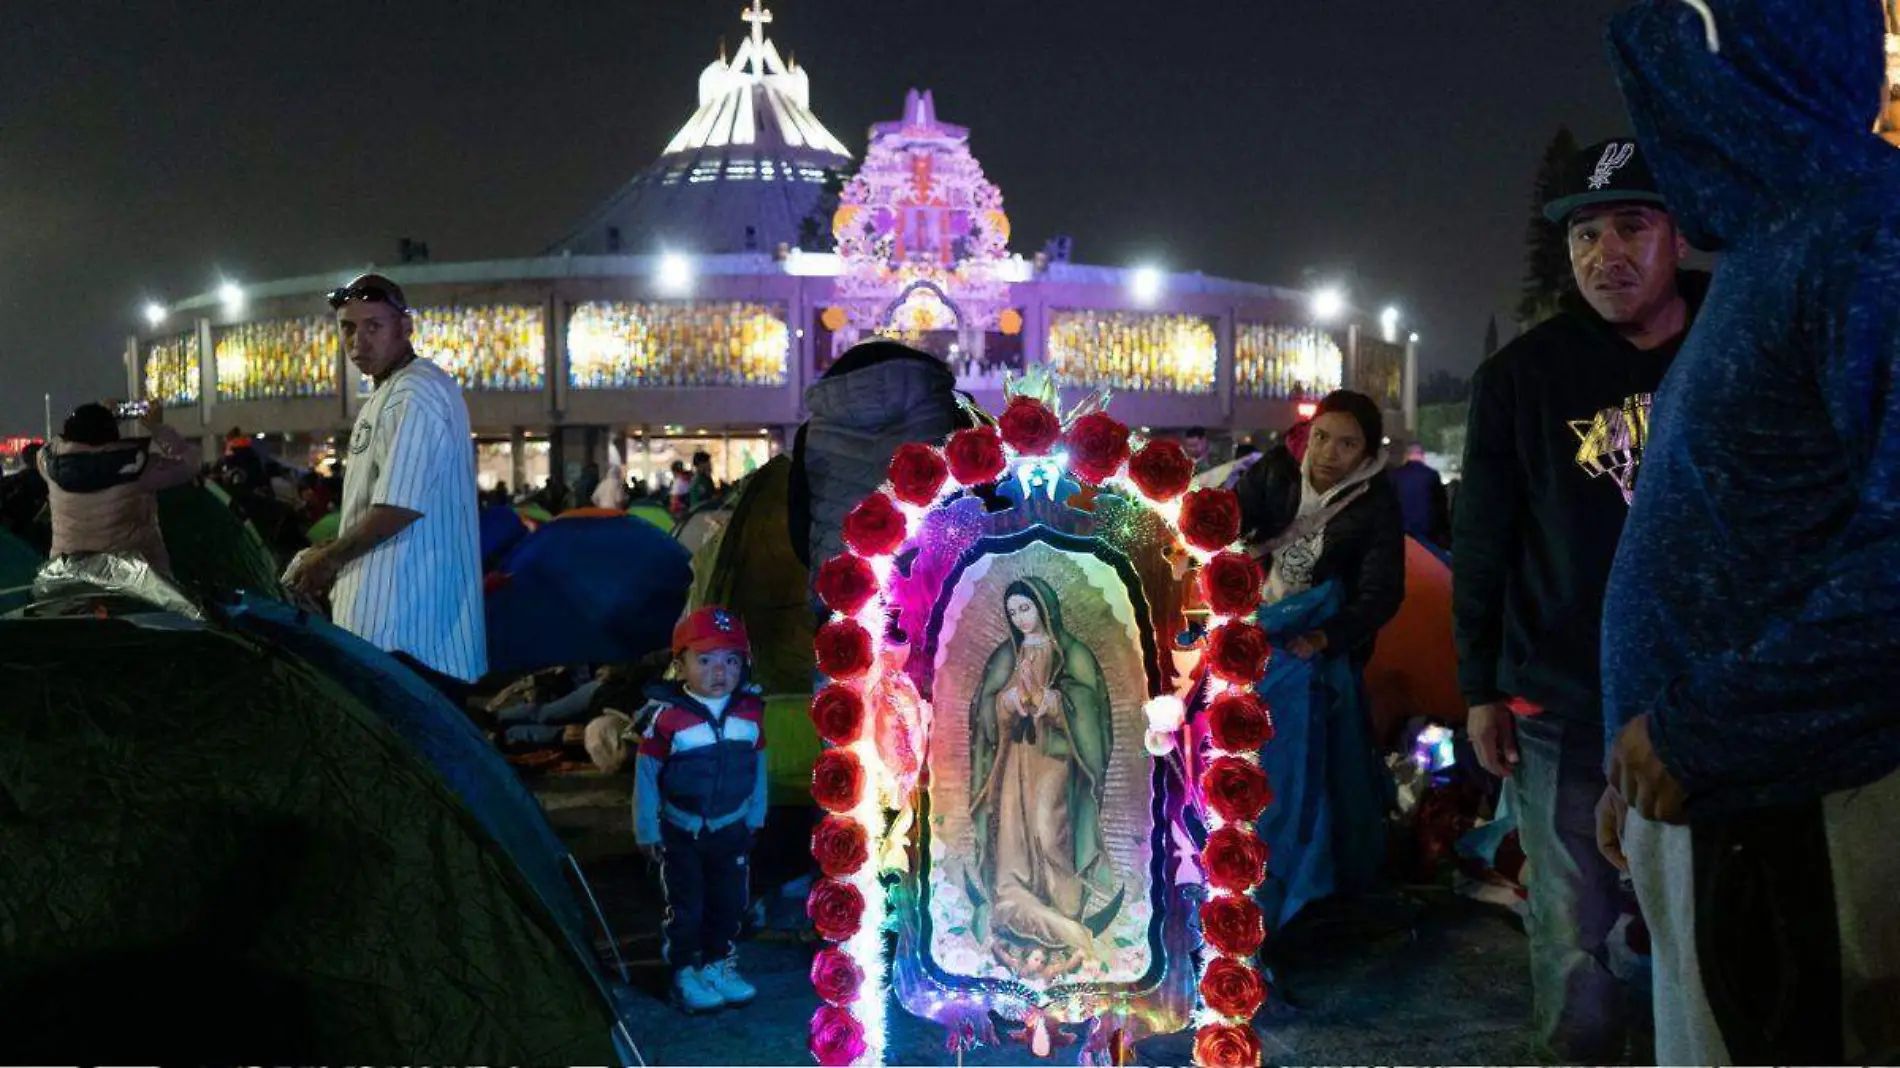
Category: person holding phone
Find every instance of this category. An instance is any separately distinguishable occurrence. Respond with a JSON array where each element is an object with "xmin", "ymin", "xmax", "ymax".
[{"xmin": 38, "ymin": 399, "xmax": 197, "ymax": 577}]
